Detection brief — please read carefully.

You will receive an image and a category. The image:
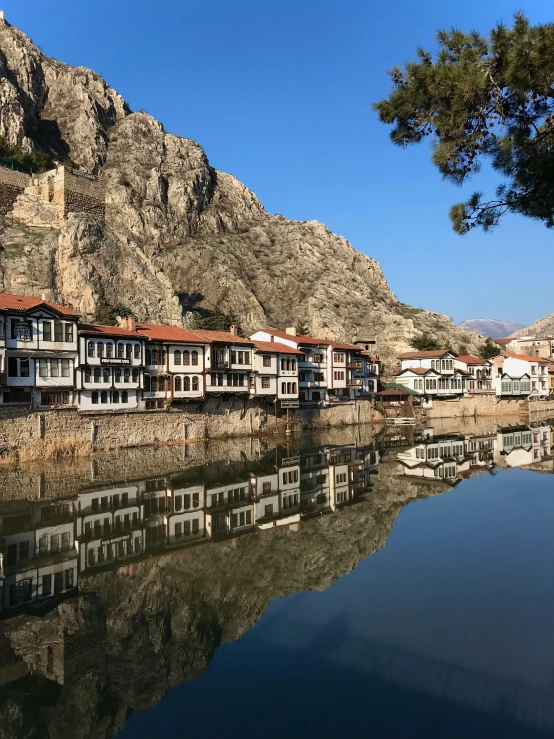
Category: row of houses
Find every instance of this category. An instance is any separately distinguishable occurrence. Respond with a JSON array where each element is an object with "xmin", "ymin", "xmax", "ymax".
[
  {"xmin": 0, "ymin": 441, "xmax": 379, "ymax": 616},
  {"xmin": 394, "ymin": 349, "xmax": 552, "ymax": 401},
  {"xmin": 0, "ymin": 292, "xmax": 380, "ymax": 412}
]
